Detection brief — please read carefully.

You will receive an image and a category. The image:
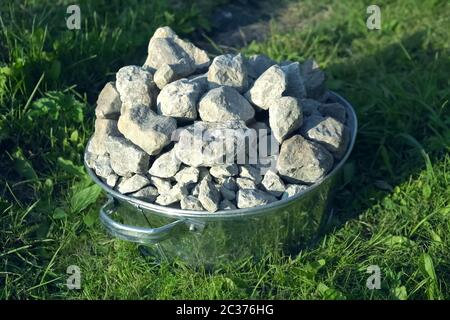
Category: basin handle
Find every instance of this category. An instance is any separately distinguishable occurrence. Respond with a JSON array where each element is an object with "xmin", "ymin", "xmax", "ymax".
[{"xmin": 99, "ymin": 197, "xmax": 185, "ymax": 244}]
